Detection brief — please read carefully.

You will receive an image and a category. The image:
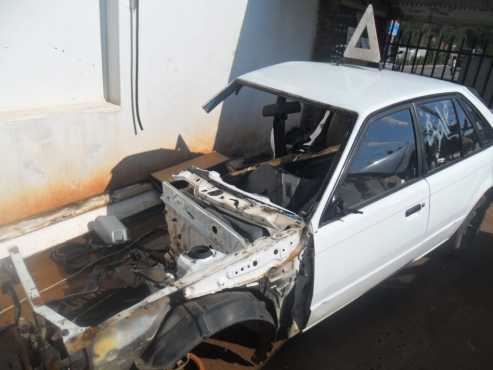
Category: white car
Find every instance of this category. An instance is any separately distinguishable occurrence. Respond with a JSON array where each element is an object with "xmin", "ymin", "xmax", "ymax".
[{"xmin": 8, "ymin": 62, "xmax": 493, "ymax": 370}]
